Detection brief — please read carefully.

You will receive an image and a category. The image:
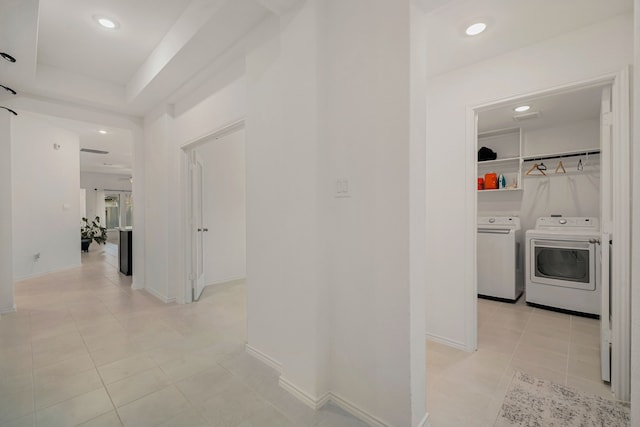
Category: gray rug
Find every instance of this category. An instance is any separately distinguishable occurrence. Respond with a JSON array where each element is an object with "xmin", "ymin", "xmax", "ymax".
[{"xmin": 495, "ymin": 371, "xmax": 630, "ymax": 427}]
